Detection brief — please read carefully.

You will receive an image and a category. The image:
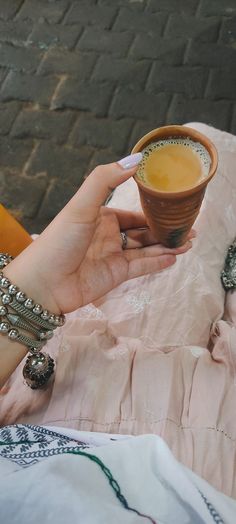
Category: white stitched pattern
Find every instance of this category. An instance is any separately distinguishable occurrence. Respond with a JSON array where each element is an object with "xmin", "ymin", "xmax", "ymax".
[
  {"xmin": 126, "ymin": 291, "xmax": 152, "ymax": 314},
  {"xmin": 75, "ymin": 304, "xmax": 104, "ymax": 320}
]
